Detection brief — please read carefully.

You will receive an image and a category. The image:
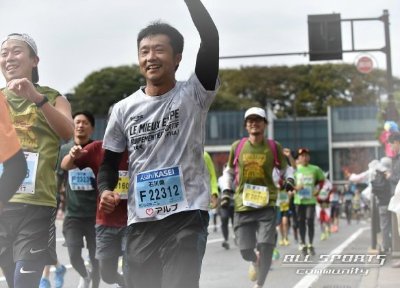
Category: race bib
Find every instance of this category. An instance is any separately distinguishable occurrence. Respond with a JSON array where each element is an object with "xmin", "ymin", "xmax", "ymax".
[
  {"xmin": 134, "ymin": 166, "xmax": 188, "ymax": 218},
  {"xmin": 242, "ymin": 183, "xmax": 269, "ymax": 208},
  {"xmin": 330, "ymin": 193, "xmax": 340, "ymax": 202},
  {"xmin": 319, "ymin": 189, "xmax": 329, "ymax": 201},
  {"xmin": 278, "ymin": 191, "xmax": 289, "ymax": 204},
  {"xmin": 114, "ymin": 170, "xmax": 129, "ymax": 200},
  {"xmin": 7, "ymin": 152, "xmax": 39, "ymax": 194},
  {"xmin": 298, "ymin": 187, "xmax": 312, "ymax": 200},
  {"xmin": 297, "ymin": 173, "xmax": 314, "ymax": 200},
  {"xmin": 344, "ymin": 193, "xmax": 353, "ymax": 201},
  {"xmin": 68, "ymin": 168, "xmax": 95, "ymax": 191}
]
